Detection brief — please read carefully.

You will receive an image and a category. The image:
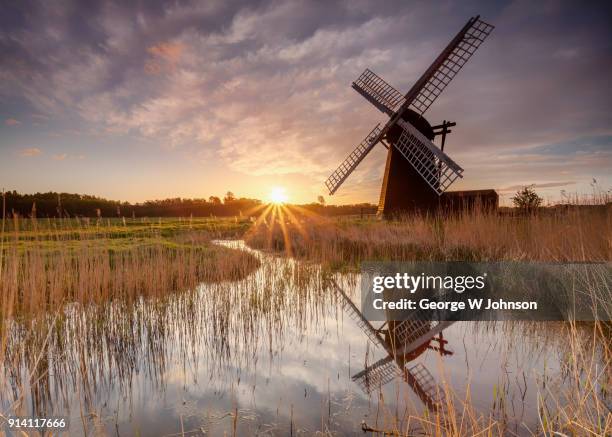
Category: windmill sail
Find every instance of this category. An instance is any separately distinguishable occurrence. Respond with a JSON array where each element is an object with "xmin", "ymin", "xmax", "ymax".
[
  {"xmin": 404, "ymin": 17, "xmax": 494, "ymax": 116},
  {"xmin": 353, "ymin": 359, "xmax": 446, "ymax": 410},
  {"xmin": 394, "ymin": 119, "xmax": 463, "ymax": 195},
  {"xmin": 323, "ymin": 15, "xmax": 494, "ymax": 207},
  {"xmin": 352, "ymin": 356, "xmax": 399, "ymax": 393},
  {"xmin": 405, "ymin": 363, "xmax": 446, "ymax": 409},
  {"xmin": 352, "ymin": 69, "xmax": 406, "ymax": 116},
  {"xmin": 325, "ymin": 124, "xmax": 383, "ymax": 195},
  {"xmin": 330, "ymin": 279, "xmax": 385, "ymax": 347}
]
